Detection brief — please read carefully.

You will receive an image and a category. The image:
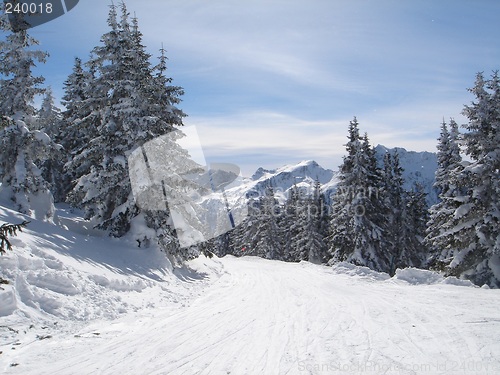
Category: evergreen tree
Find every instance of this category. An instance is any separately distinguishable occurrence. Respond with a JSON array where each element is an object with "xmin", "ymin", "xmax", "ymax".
[
  {"xmin": 350, "ymin": 133, "xmax": 388, "ymax": 271},
  {"xmin": 291, "ymin": 180, "xmax": 327, "ymax": 264},
  {"xmin": 0, "ymin": 16, "xmax": 47, "ymax": 122},
  {"xmin": 36, "ymin": 88, "xmax": 62, "ymax": 134},
  {"xmin": 149, "ymin": 44, "xmax": 185, "ymax": 130},
  {"xmin": 254, "ymin": 187, "xmax": 283, "ymax": 260},
  {"xmin": 327, "ymin": 119, "xmax": 389, "ymax": 272},
  {"xmin": 441, "ymin": 72, "xmax": 500, "ymax": 287},
  {"xmin": 65, "ymin": 3, "xmax": 186, "ymax": 240},
  {"xmin": 0, "ymin": 15, "xmax": 55, "ymax": 218},
  {"xmin": 281, "ymin": 184, "xmax": 302, "ymax": 261},
  {"xmin": 382, "ymin": 151, "xmax": 428, "ymax": 273},
  {"xmin": 229, "ymin": 198, "xmax": 262, "ymax": 257},
  {"xmin": 59, "ymin": 3, "xmax": 199, "ymax": 263},
  {"xmin": 403, "ymin": 183, "xmax": 429, "ymax": 267},
  {"xmin": 34, "ymin": 88, "xmax": 68, "ymax": 203},
  {"xmin": 0, "ymin": 220, "xmax": 29, "ymax": 255},
  {"xmin": 66, "ymin": 3, "xmax": 130, "ymax": 230},
  {"xmin": 60, "ymin": 57, "xmax": 96, "ymax": 155},
  {"xmin": 433, "ymin": 119, "xmax": 462, "ymax": 196},
  {"xmin": 203, "ymin": 231, "xmax": 231, "ymax": 258},
  {"xmin": 425, "ymin": 119, "xmax": 464, "ymax": 268},
  {"xmin": 60, "ymin": 56, "xmax": 100, "ymax": 203},
  {"xmin": 0, "ymin": 116, "xmax": 55, "ymax": 220},
  {"xmin": 382, "ymin": 151, "xmax": 404, "ymax": 274},
  {"xmin": 326, "ymin": 118, "xmax": 360, "ymax": 263}
]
